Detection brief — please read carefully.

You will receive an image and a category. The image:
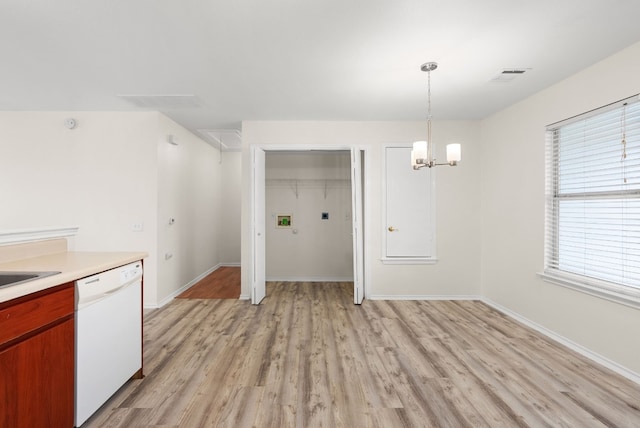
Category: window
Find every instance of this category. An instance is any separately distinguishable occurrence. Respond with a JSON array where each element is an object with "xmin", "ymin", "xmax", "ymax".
[{"xmin": 543, "ymin": 95, "xmax": 640, "ymax": 307}]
